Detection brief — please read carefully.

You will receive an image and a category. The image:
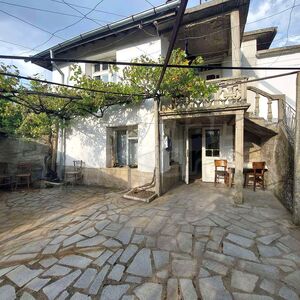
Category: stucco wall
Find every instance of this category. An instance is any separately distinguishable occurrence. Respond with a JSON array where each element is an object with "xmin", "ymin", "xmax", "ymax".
[{"xmin": 63, "ymin": 99, "xmax": 155, "ymax": 173}]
